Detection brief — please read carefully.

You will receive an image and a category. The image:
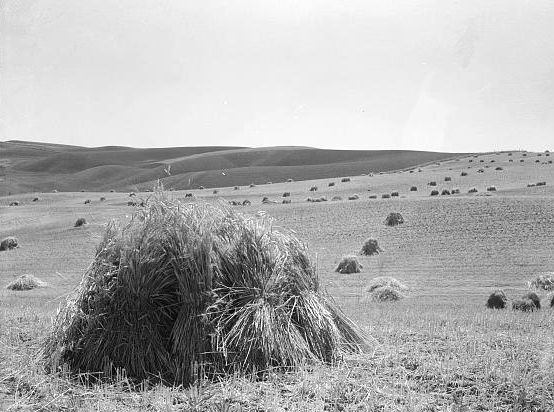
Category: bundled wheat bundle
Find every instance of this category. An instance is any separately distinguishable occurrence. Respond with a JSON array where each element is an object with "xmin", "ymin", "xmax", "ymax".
[{"xmin": 42, "ymin": 193, "xmax": 368, "ymax": 385}]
